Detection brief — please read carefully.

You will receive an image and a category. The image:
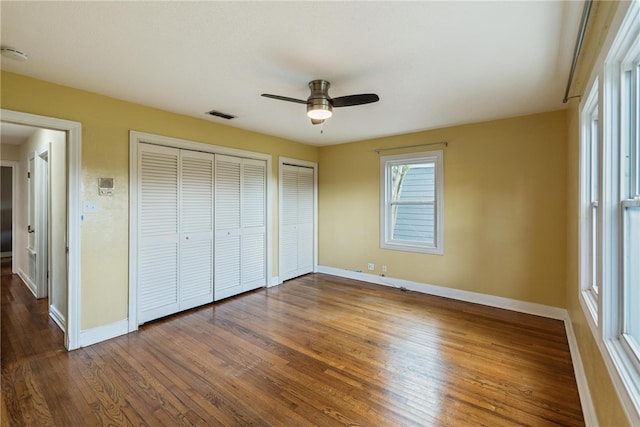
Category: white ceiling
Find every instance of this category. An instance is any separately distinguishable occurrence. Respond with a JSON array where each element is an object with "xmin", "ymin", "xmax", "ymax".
[
  {"xmin": 0, "ymin": 122, "xmax": 37, "ymax": 145},
  {"xmin": 0, "ymin": 1, "xmax": 583, "ymax": 147}
]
